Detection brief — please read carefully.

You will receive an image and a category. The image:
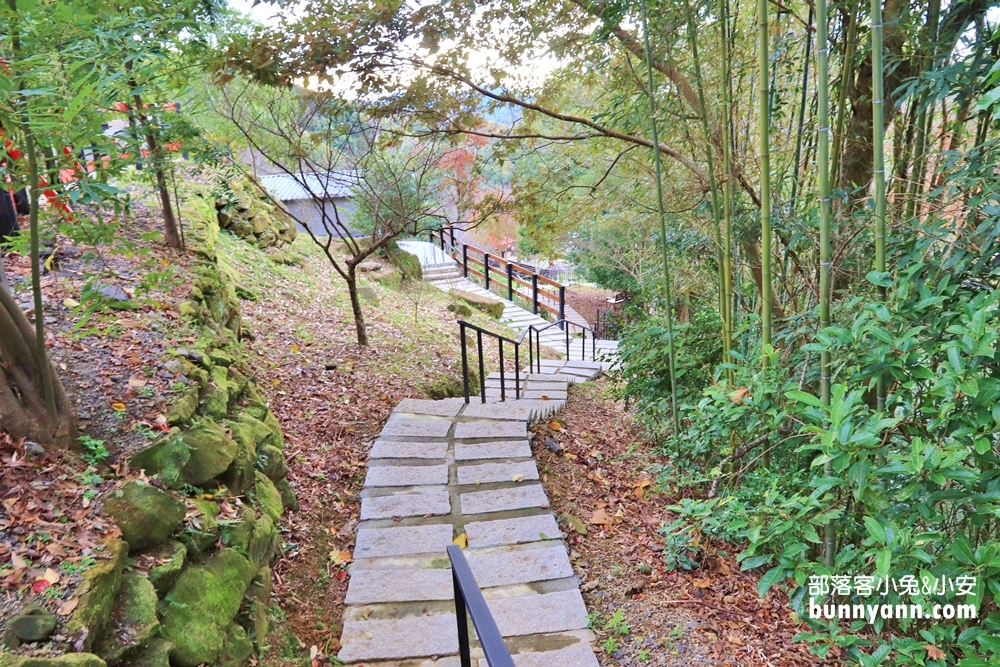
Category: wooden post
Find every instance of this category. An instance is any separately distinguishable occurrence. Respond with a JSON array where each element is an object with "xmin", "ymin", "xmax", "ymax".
[
  {"xmin": 484, "ymin": 253, "xmax": 490, "ymax": 291},
  {"xmin": 462, "ymin": 244, "xmax": 469, "ymax": 277},
  {"xmin": 506, "ymin": 263, "xmax": 514, "ymax": 300},
  {"xmin": 531, "ymin": 274, "xmax": 539, "ymax": 314}
]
